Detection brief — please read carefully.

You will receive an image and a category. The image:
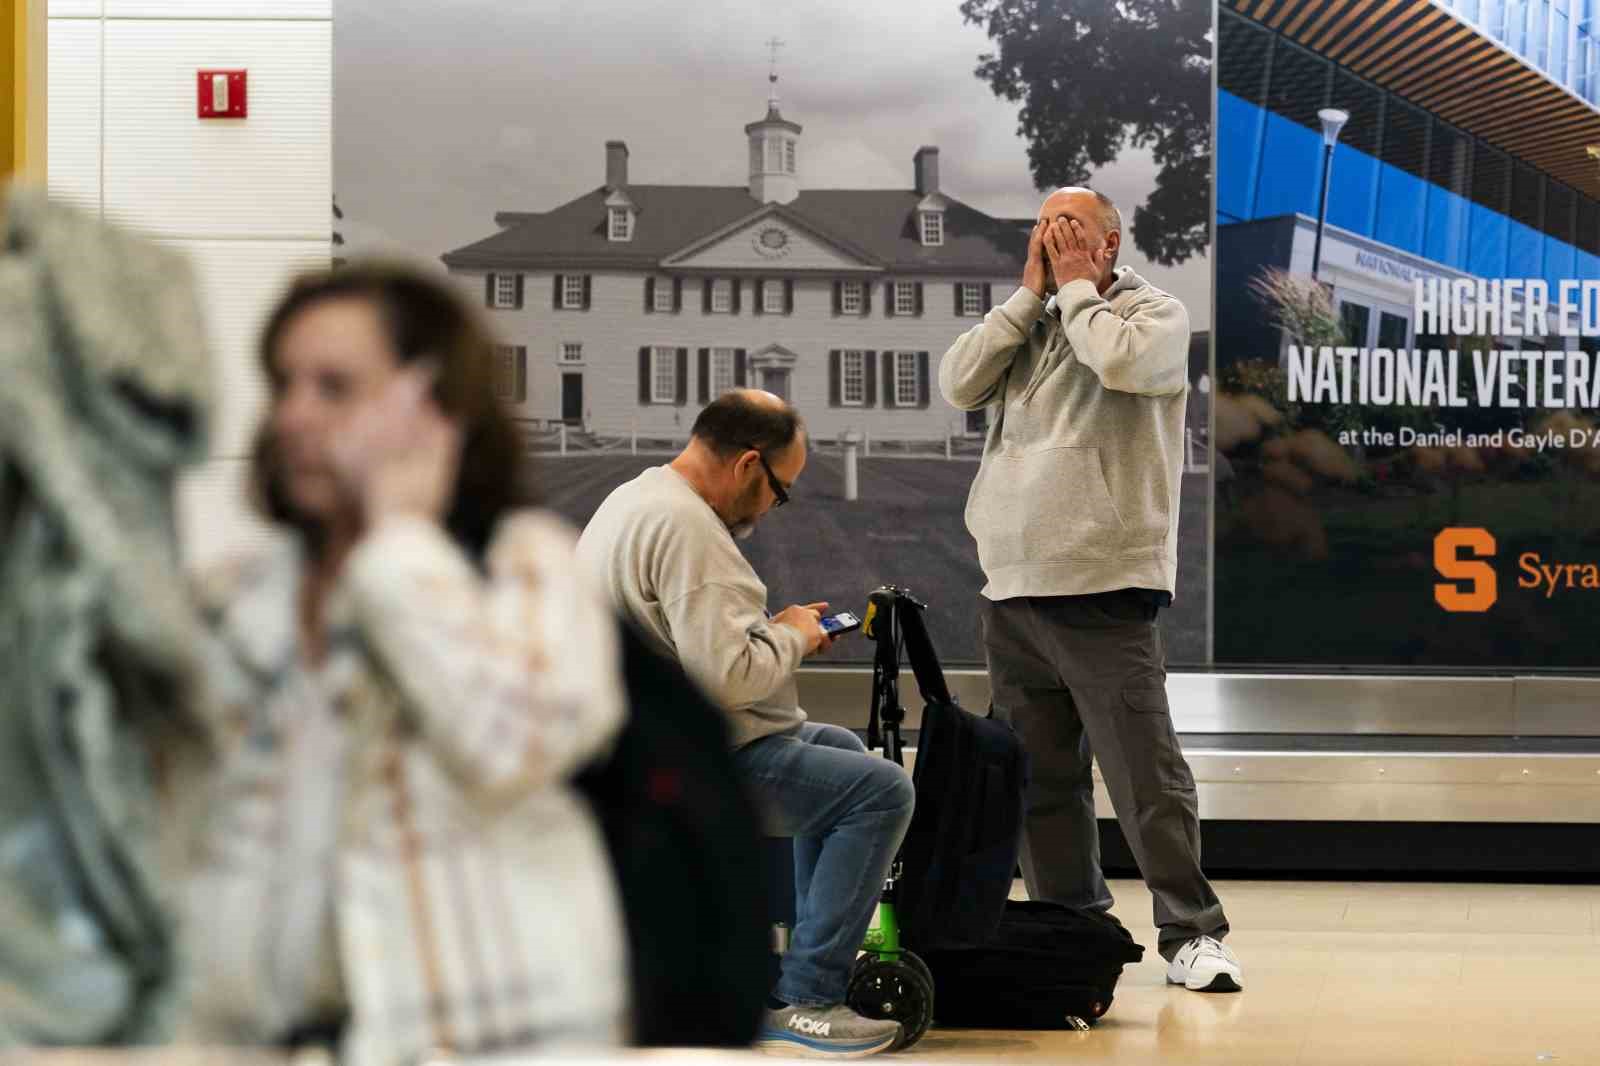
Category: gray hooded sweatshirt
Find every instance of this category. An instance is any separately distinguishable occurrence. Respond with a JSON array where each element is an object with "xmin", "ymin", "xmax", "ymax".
[{"xmin": 939, "ymin": 268, "xmax": 1190, "ymax": 601}]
